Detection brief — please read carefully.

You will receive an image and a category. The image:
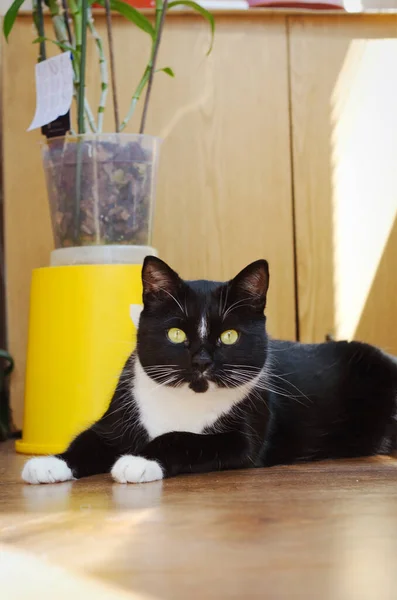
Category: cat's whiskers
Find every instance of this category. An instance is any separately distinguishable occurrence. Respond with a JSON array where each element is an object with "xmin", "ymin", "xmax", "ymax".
[
  {"xmin": 144, "ymin": 365, "xmax": 181, "ymax": 374},
  {"xmin": 100, "ymin": 397, "xmax": 138, "ymax": 442},
  {"xmin": 255, "ymin": 382, "xmax": 308, "ymax": 406},
  {"xmin": 218, "ymin": 286, "xmax": 224, "ymax": 317},
  {"xmin": 144, "ymin": 370, "xmax": 180, "ymax": 377},
  {"xmin": 221, "ymin": 284, "xmax": 230, "ymax": 317},
  {"xmin": 144, "ymin": 367, "xmax": 183, "ymax": 386},
  {"xmin": 267, "ymin": 371, "xmax": 311, "ymax": 404},
  {"xmin": 248, "ymin": 387, "xmax": 269, "ymax": 412},
  {"xmin": 105, "ymin": 393, "xmax": 132, "ymax": 417},
  {"xmin": 144, "ymin": 369, "xmax": 180, "ymax": 377},
  {"xmin": 173, "ymin": 377, "xmax": 186, "ymax": 389},
  {"xmin": 146, "ymin": 374, "xmax": 181, "ymax": 393},
  {"xmin": 222, "ymin": 367, "xmax": 310, "ymax": 407},
  {"xmin": 224, "ymin": 364, "xmax": 262, "ymax": 371},
  {"xmin": 218, "ymin": 284, "xmax": 229, "ymax": 318},
  {"xmin": 215, "ymin": 373, "xmax": 242, "ymax": 392},
  {"xmin": 222, "ymin": 368, "xmax": 259, "ymax": 382},
  {"xmin": 148, "ymin": 374, "xmax": 180, "ymax": 387},
  {"xmin": 144, "ymin": 364, "xmax": 180, "ymax": 369},
  {"xmin": 103, "ymin": 382, "xmax": 135, "ymax": 420},
  {"xmin": 225, "ymin": 361, "xmax": 310, "ymax": 400},
  {"xmin": 222, "ymin": 297, "xmax": 253, "ymax": 320}
]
